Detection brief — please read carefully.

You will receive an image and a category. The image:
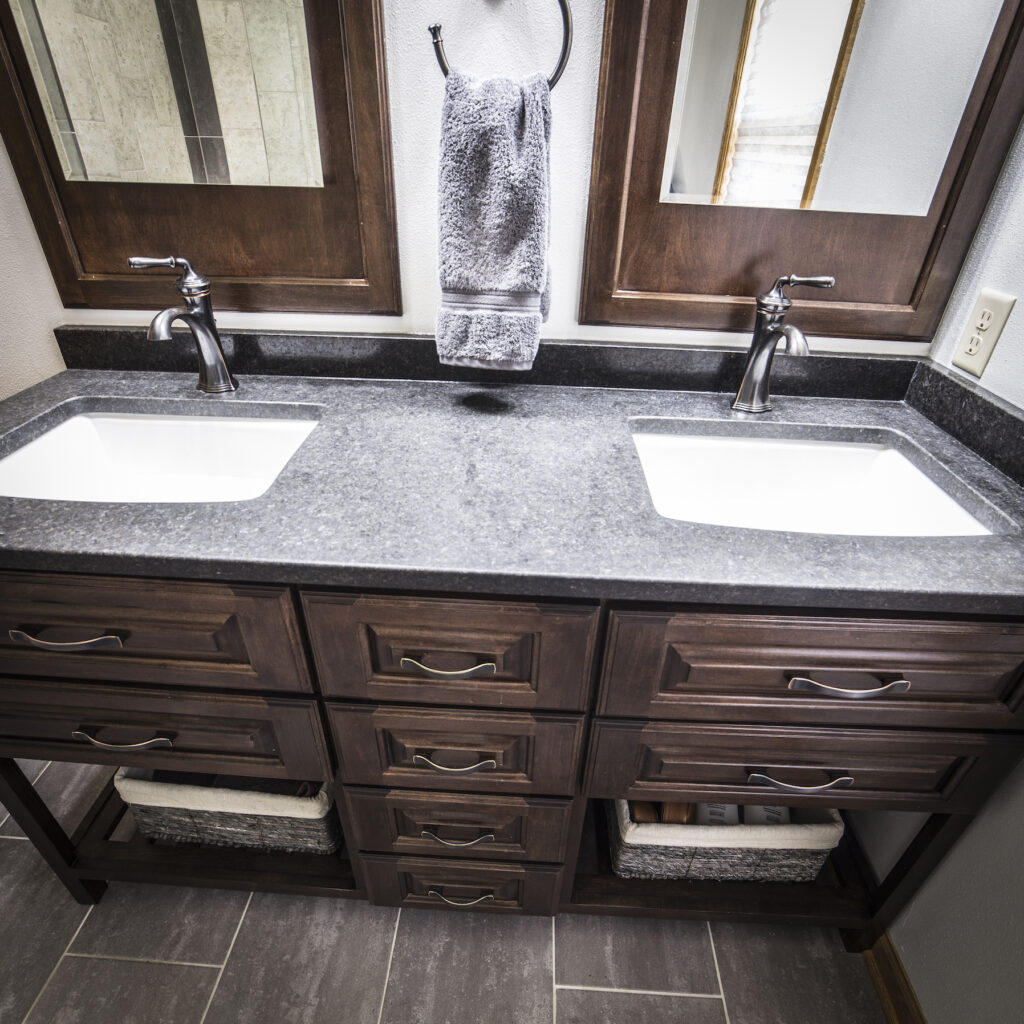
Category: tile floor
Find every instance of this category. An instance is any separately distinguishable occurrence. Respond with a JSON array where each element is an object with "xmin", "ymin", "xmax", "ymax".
[{"xmin": 0, "ymin": 761, "xmax": 888, "ymax": 1024}]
